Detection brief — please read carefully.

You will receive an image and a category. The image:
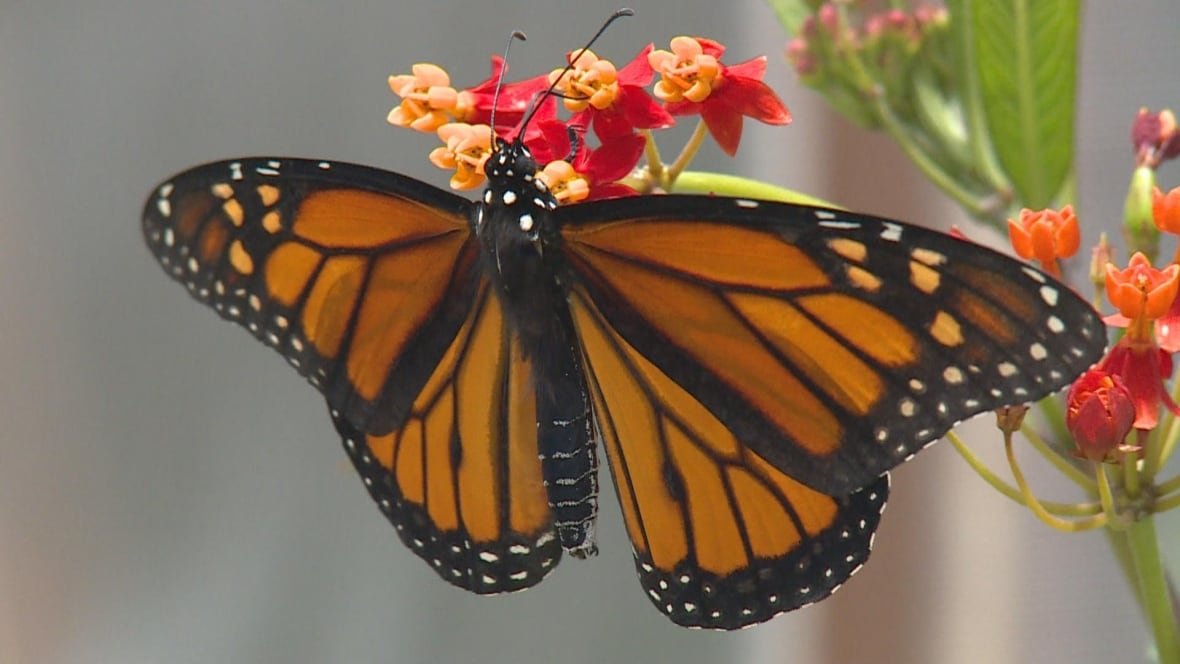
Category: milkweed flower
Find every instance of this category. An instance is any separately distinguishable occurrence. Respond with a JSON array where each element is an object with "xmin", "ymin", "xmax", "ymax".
[
  {"xmin": 537, "ymin": 132, "xmax": 645, "ymax": 203},
  {"xmin": 1066, "ymin": 369, "xmax": 1136, "ymax": 461},
  {"xmin": 1007, "ymin": 206, "xmax": 1080, "ymax": 278},
  {"xmin": 1097, "ymin": 252, "xmax": 1180, "ymax": 430},
  {"xmin": 649, "ymin": 36, "xmax": 791, "ymax": 156},
  {"xmin": 429, "ymin": 123, "xmax": 494, "ymax": 190},
  {"xmin": 549, "ymin": 46, "xmax": 673, "ymax": 140},
  {"xmin": 388, "ymin": 63, "xmax": 466, "ymax": 132}
]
